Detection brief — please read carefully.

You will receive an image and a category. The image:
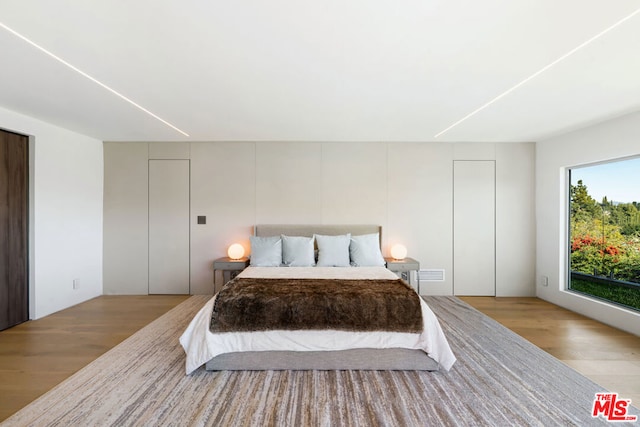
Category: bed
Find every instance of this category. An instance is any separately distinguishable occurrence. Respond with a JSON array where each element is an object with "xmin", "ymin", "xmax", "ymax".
[{"xmin": 180, "ymin": 225, "xmax": 456, "ymax": 374}]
